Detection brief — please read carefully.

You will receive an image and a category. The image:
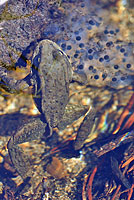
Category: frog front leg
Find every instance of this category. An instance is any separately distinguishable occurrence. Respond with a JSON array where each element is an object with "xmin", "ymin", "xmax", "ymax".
[{"xmin": 7, "ymin": 117, "xmax": 47, "ymax": 179}]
